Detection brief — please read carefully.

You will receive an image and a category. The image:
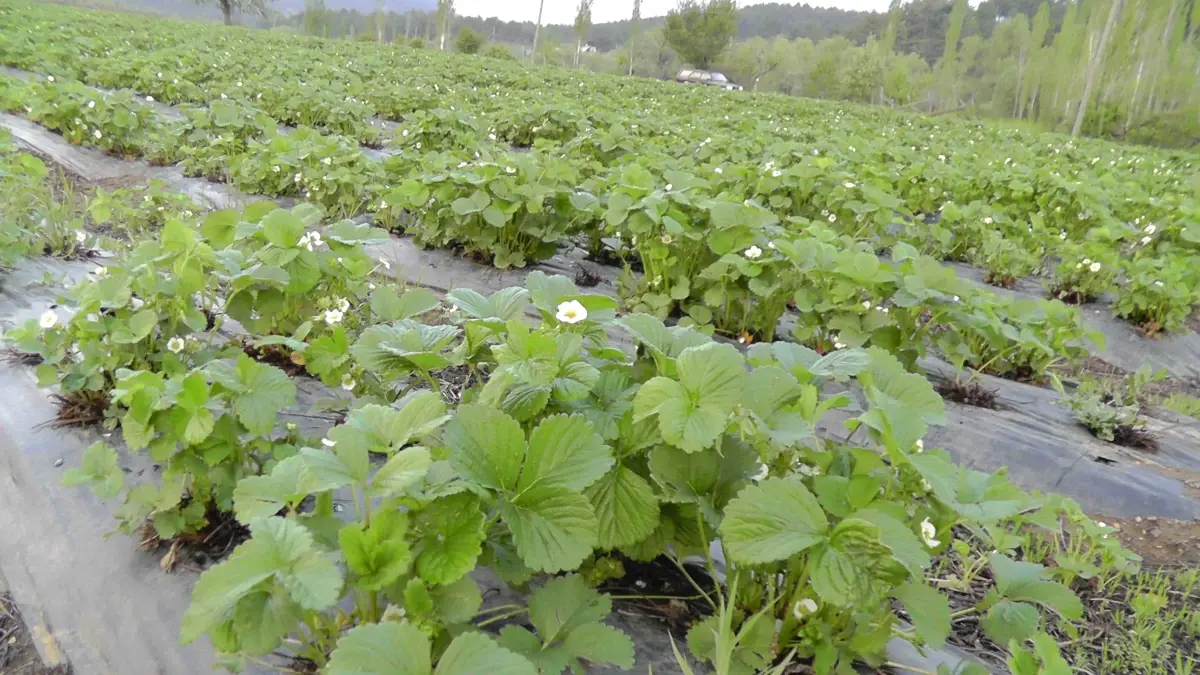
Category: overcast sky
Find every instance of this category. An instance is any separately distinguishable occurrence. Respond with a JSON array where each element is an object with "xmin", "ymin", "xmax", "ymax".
[{"xmin": 454, "ymin": 0, "xmax": 892, "ymax": 26}]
